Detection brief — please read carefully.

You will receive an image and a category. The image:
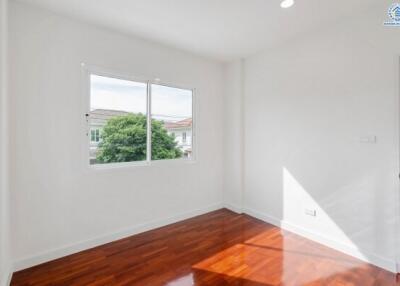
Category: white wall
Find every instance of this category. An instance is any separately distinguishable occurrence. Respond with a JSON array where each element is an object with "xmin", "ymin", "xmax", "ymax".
[
  {"xmin": 9, "ymin": 1, "xmax": 224, "ymax": 270},
  {"xmin": 243, "ymin": 3, "xmax": 400, "ymax": 272},
  {"xmin": 0, "ymin": 0, "xmax": 11, "ymax": 283},
  {"xmin": 223, "ymin": 60, "xmax": 244, "ymax": 212}
]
